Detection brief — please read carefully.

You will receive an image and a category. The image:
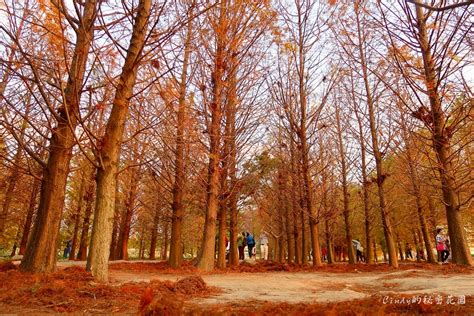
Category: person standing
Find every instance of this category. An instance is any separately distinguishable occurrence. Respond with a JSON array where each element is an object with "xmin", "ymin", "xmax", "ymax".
[
  {"xmin": 405, "ymin": 243, "xmax": 413, "ymax": 260},
  {"xmin": 63, "ymin": 240, "xmax": 72, "ymax": 259},
  {"xmin": 321, "ymin": 246, "xmax": 328, "ymax": 262},
  {"xmin": 259, "ymin": 232, "xmax": 269, "ymax": 260},
  {"xmin": 246, "ymin": 232, "xmax": 256, "ymax": 259},
  {"xmin": 436, "ymin": 228, "xmax": 449, "ymax": 264},
  {"xmin": 353, "ymin": 240, "xmax": 364, "ymax": 263},
  {"xmin": 237, "ymin": 232, "xmax": 246, "ymax": 260}
]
